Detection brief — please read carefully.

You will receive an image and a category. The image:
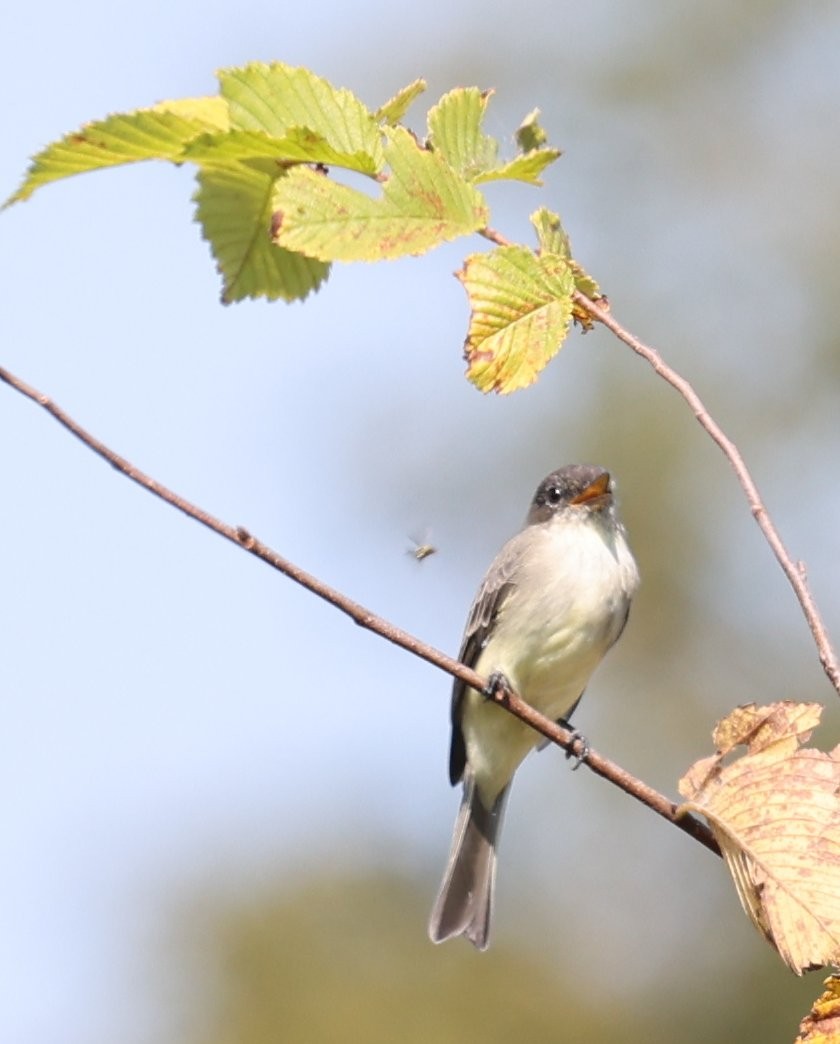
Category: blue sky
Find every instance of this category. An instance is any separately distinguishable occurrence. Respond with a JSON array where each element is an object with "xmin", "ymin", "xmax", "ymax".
[{"xmin": 3, "ymin": 3, "xmax": 840, "ymax": 1042}]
